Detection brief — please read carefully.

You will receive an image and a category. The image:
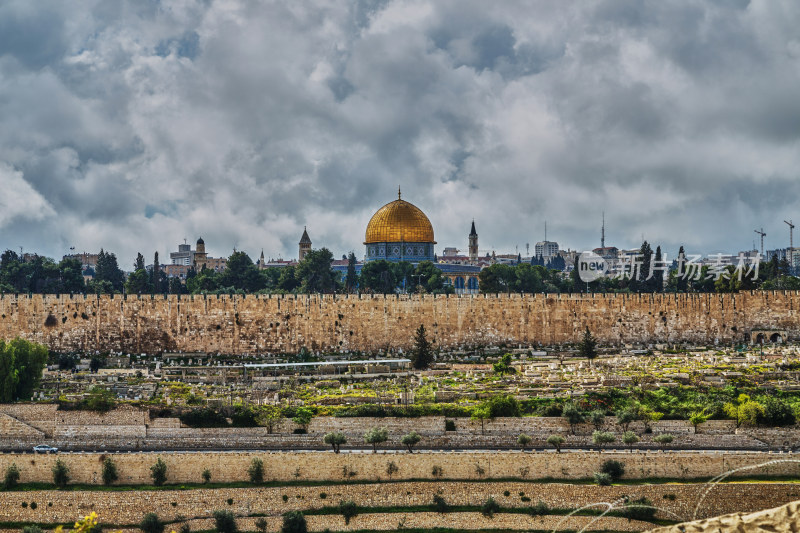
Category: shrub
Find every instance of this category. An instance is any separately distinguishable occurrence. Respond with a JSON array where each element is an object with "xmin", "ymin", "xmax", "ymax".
[
  {"xmin": 4, "ymin": 463, "xmax": 20, "ymax": 490},
  {"xmin": 480, "ymin": 496, "xmax": 500, "ymax": 518},
  {"xmin": 363, "ymin": 427, "xmax": 389, "ymax": 453},
  {"xmin": 227, "ymin": 498, "xmax": 234, "ymax": 505},
  {"xmin": 562, "ymin": 403, "xmax": 586, "ymax": 434},
  {"xmin": 541, "ymin": 403, "xmax": 563, "ymax": 417},
  {"xmin": 433, "ymin": 493, "xmax": 450, "ymax": 513},
  {"xmin": 517, "ymin": 433, "xmax": 532, "ymax": 451},
  {"xmin": 213, "ymin": 510, "xmax": 238, "ymax": 533},
  {"xmin": 281, "ymin": 511, "xmax": 307, "ymax": 533},
  {"xmin": 621, "ymin": 497, "xmax": 656, "ymax": 521},
  {"xmin": 401, "ymin": 431, "xmax": 422, "ymax": 453},
  {"xmin": 621, "ymin": 431, "xmax": 640, "ymax": 450},
  {"xmin": 22, "ymin": 527, "xmax": 44, "ymax": 533},
  {"xmin": 30, "ymin": 501, "xmax": 37, "ymax": 510},
  {"xmin": 546, "ymin": 434, "xmax": 565, "ymax": 452},
  {"xmin": 444, "ymin": 420, "xmax": 456, "ymax": 431},
  {"xmin": 653, "ymin": 433, "xmax": 674, "ymax": 450},
  {"xmin": 22, "ymin": 502, "xmax": 27, "ymax": 508},
  {"xmin": 255, "ymin": 517, "xmax": 268, "ymax": 533},
  {"xmin": 202, "ymin": 469, "xmax": 212, "ymax": 484},
  {"xmin": 179, "ymin": 524, "xmax": 191, "ymax": 533},
  {"xmin": 594, "ymin": 472, "xmax": 612, "ymax": 486},
  {"xmin": 323, "ymin": 432, "xmax": 346, "ymax": 453},
  {"xmin": 600, "ymin": 460, "xmax": 625, "ymax": 481},
  {"xmin": 141, "ymin": 513, "xmax": 164, "ymax": 533},
  {"xmin": 588, "ymin": 409, "xmax": 606, "ymax": 430},
  {"xmin": 529, "ymin": 501, "xmax": 548, "ymax": 515},
  {"xmin": 486, "ymin": 395, "xmax": 520, "ymax": 417},
  {"xmin": 431, "ymin": 465, "xmax": 443, "ymax": 478},
  {"xmin": 503, "ymin": 490, "xmax": 510, "ymax": 497},
  {"xmin": 52, "ymin": 459, "xmax": 70, "ymax": 488},
  {"xmin": 319, "ymin": 492, "xmax": 327, "ymax": 499},
  {"xmin": 520, "ymin": 496, "xmax": 531, "ymax": 502},
  {"xmin": 761, "ymin": 396, "xmax": 795, "ymax": 426},
  {"xmin": 150, "ymin": 458, "xmax": 167, "ymax": 486},
  {"xmin": 338, "ymin": 500, "xmax": 359, "ymax": 525},
  {"xmin": 386, "ymin": 461, "xmax": 399, "ymax": 479},
  {"xmin": 180, "ymin": 408, "xmax": 229, "ymax": 428},
  {"xmin": 592, "ymin": 430, "xmax": 616, "ymax": 448},
  {"xmin": 248, "ymin": 458, "xmax": 264, "ymax": 483},
  {"xmin": 102, "ymin": 457, "xmax": 118, "ymax": 486},
  {"xmin": 282, "ymin": 494, "xmax": 289, "ymax": 502}
]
